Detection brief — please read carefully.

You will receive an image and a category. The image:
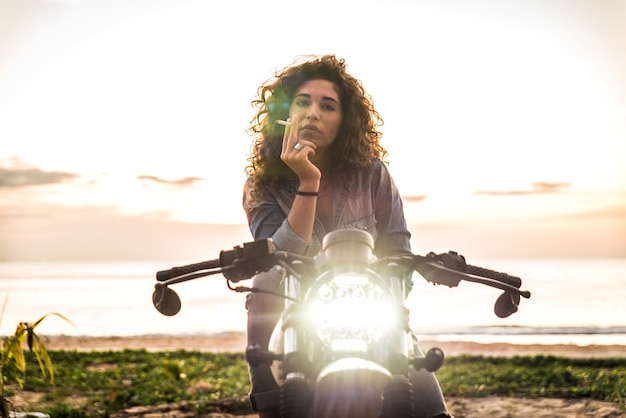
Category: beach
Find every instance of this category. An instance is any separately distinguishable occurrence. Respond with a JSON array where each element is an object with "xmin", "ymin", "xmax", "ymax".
[
  {"xmin": 41, "ymin": 334, "xmax": 626, "ymax": 417},
  {"xmin": 43, "ymin": 333, "xmax": 626, "ymax": 358}
]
